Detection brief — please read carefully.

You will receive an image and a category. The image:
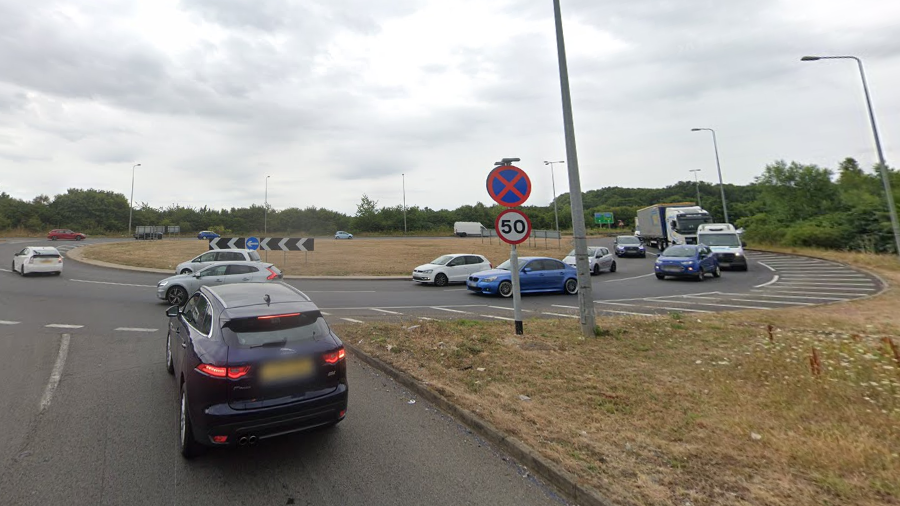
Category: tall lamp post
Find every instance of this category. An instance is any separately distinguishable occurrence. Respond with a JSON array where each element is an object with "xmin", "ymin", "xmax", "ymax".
[
  {"xmin": 801, "ymin": 55, "xmax": 900, "ymax": 258},
  {"xmin": 264, "ymin": 175, "xmax": 271, "ymax": 234},
  {"xmin": 689, "ymin": 168, "xmax": 702, "ymax": 206},
  {"xmin": 691, "ymin": 128, "xmax": 729, "ymax": 223},
  {"xmin": 128, "ymin": 163, "xmax": 141, "ymax": 234},
  {"xmin": 402, "ymin": 173, "xmax": 407, "ymax": 235},
  {"xmin": 543, "ymin": 160, "xmax": 564, "ymax": 237}
]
